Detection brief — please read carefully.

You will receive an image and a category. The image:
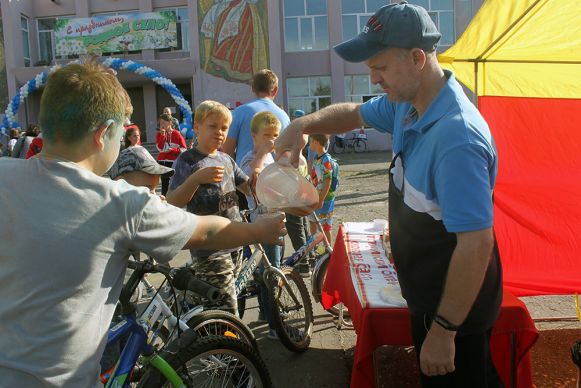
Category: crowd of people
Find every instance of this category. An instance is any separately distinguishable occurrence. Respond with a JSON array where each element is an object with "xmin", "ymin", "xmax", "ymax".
[
  {"xmin": 0, "ymin": 123, "xmax": 43, "ymax": 158},
  {"xmin": 0, "ymin": 2, "xmax": 504, "ymax": 387}
]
